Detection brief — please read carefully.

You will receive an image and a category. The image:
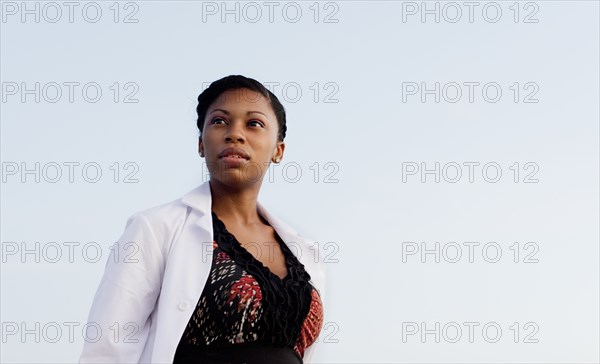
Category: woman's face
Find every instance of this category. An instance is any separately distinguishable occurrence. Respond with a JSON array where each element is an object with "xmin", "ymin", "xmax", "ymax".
[{"xmin": 199, "ymin": 88, "xmax": 285, "ymax": 187}]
